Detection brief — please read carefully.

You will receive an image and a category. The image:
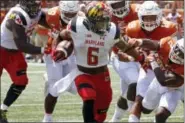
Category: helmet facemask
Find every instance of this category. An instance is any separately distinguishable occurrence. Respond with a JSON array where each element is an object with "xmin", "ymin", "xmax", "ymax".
[
  {"xmin": 141, "ymin": 15, "xmax": 160, "ymax": 32},
  {"xmin": 86, "ymin": 2, "xmax": 111, "ymax": 36},
  {"xmin": 169, "ymin": 40, "xmax": 184, "ymax": 65},
  {"xmin": 89, "ymin": 16, "xmax": 110, "ymax": 36},
  {"xmin": 19, "ymin": 0, "xmax": 41, "ymax": 18},
  {"xmin": 60, "ymin": 11, "xmax": 78, "ymax": 24},
  {"xmin": 108, "ymin": 1, "xmax": 130, "ymax": 18},
  {"xmin": 59, "ymin": 1, "xmax": 80, "ymax": 24},
  {"xmin": 138, "ymin": 1, "xmax": 162, "ymax": 32}
]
